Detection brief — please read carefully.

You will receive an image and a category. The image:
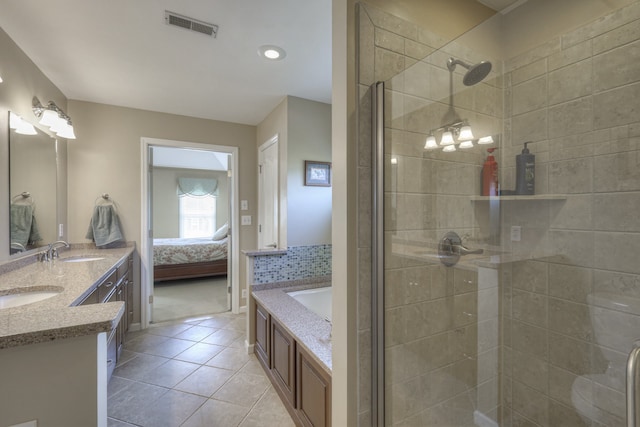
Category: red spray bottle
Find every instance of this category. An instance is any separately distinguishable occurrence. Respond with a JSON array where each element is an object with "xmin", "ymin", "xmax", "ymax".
[{"xmin": 482, "ymin": 148, "xmax": 498, "ymax": 196}]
